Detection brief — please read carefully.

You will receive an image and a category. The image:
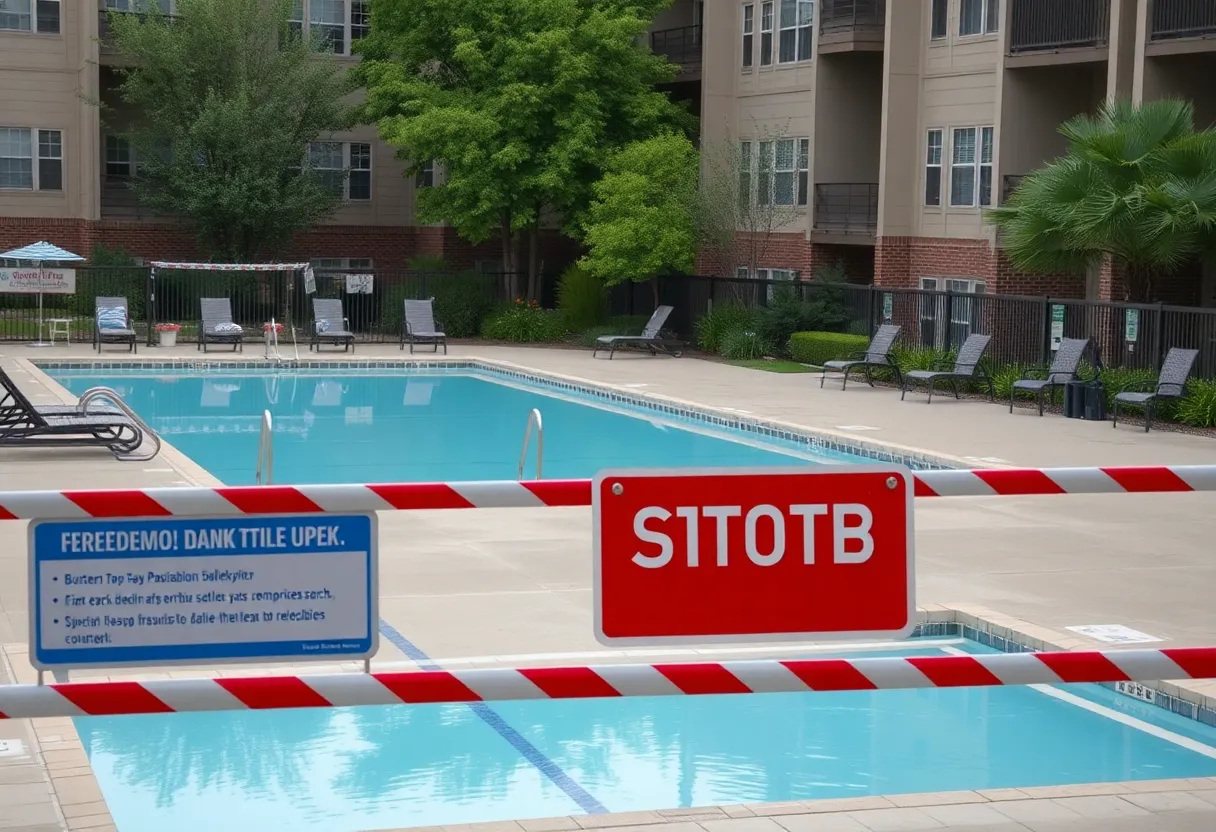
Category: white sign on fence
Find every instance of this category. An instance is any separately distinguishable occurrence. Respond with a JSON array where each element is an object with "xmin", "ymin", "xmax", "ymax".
[{"xmin": 0, "ymin": 268, "xmax": 75, "ymax": 294}]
